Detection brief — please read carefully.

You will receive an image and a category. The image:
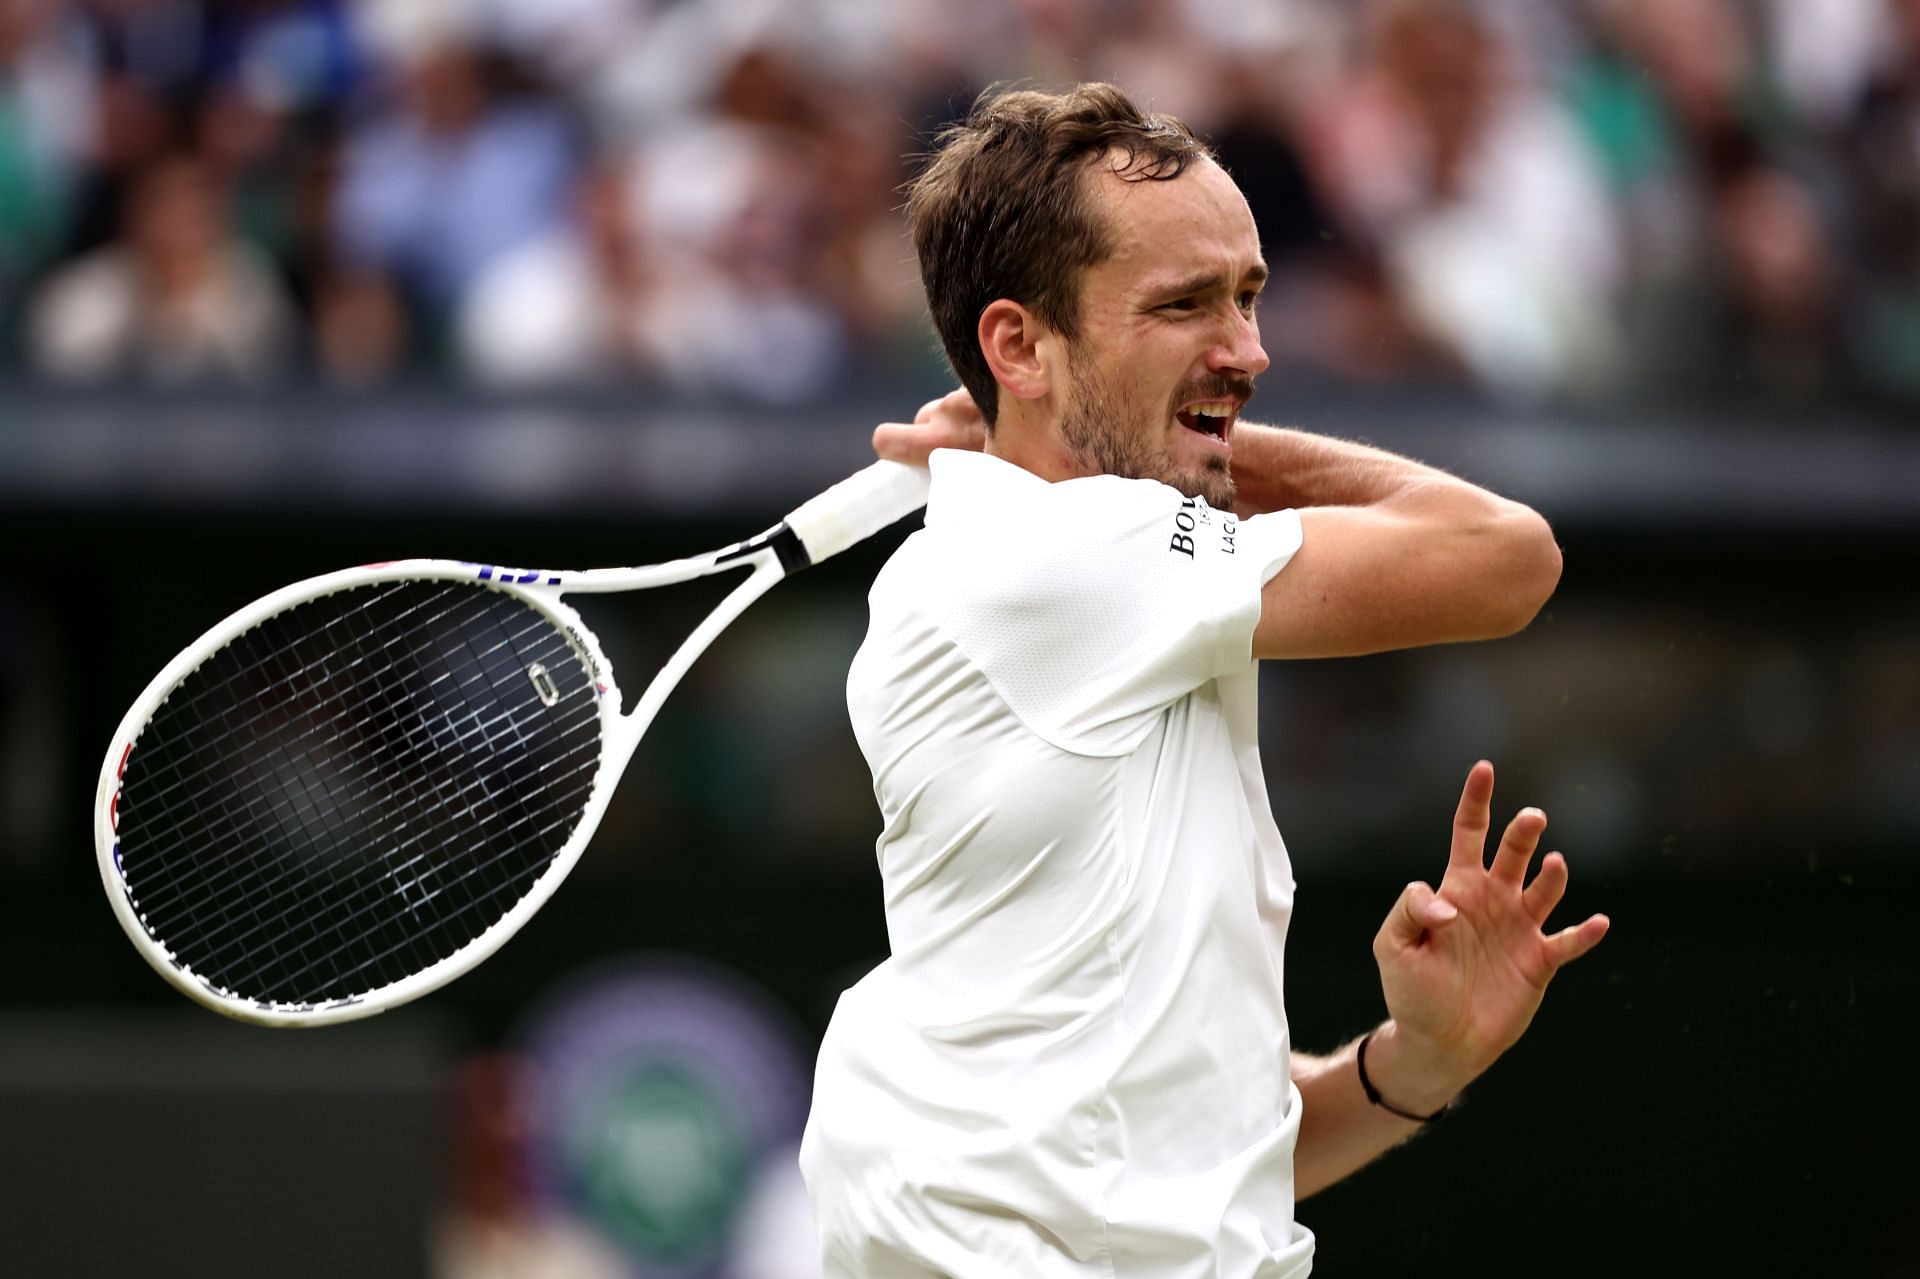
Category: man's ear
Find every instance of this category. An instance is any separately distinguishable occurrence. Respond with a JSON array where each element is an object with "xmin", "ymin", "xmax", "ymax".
[{"xmin": 978, "ymin": 299, "xmax": 1055, "ymax": 404}]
